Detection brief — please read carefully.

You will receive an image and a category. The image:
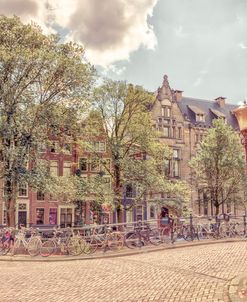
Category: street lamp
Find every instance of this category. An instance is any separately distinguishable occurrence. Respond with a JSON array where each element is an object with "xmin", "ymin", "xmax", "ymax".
[{"xmin": 233, "ymin": 101, "xmax": 247, "ymax": 162}]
